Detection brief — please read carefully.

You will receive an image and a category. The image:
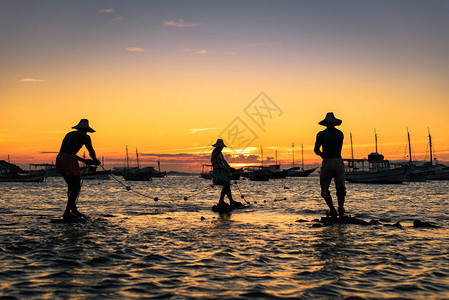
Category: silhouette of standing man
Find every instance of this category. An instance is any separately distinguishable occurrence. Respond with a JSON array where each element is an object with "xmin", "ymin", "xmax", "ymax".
[
  {"xmin": 56, "ymin": 119, "xmax": 100, "ymax": 220},
  {"xmin": 314, "ymin": 112, "xmax": 346, "ymax": 218}
]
